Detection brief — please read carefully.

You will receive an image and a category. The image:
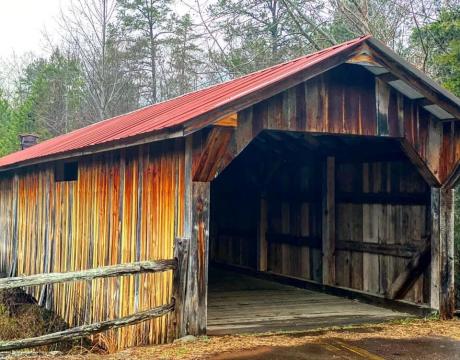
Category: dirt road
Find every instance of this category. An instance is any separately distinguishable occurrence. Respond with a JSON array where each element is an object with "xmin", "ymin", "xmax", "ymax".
[
  {"xmin": 15, "ymin": 318, "xmax": 460, "ymax": 359},
  {"xmin": 211, "ymin": 336, "xmax": 460, "ymax": 359}
]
